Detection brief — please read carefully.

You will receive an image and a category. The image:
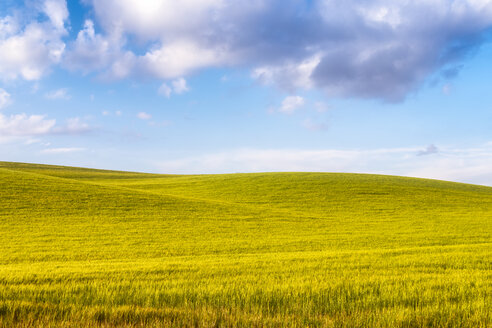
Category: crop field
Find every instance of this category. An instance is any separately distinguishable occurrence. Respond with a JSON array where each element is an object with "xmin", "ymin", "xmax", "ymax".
[{"xmin": 0, "ymin": 161, "xmax": 491, "ymax": 327}]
